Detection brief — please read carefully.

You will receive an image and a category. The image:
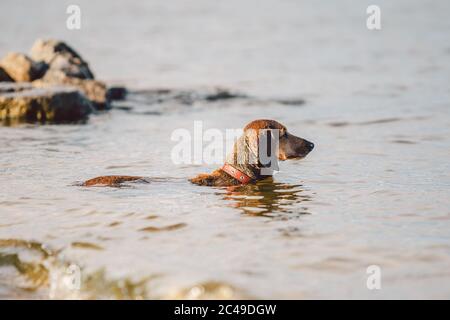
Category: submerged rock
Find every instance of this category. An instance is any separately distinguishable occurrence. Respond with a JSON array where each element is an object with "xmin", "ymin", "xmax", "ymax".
[
  {"xmin": 130, "ymin": 87, "xmax": 247, "ymax": 106},
  {"xmin": 204, "ymin": 89, "xmax": 246, "ymax": 101},
  {"xmin": 30, "ymin": 39, "xmax": 94, "ymax": 79},
  {"xmin": 106, "ymin": 86, "xmax": 127, "ymax": 101},
  {"xmin": 0, "ymin": 84, "xmax": 93, "ymax": 123},
  {"xmin": 124, "ymin": 87, "xmax": 304, "ymax": 111},
  {"xmin": 0, "ymin": 52, "xmax": 48, "ymax": 82}
]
